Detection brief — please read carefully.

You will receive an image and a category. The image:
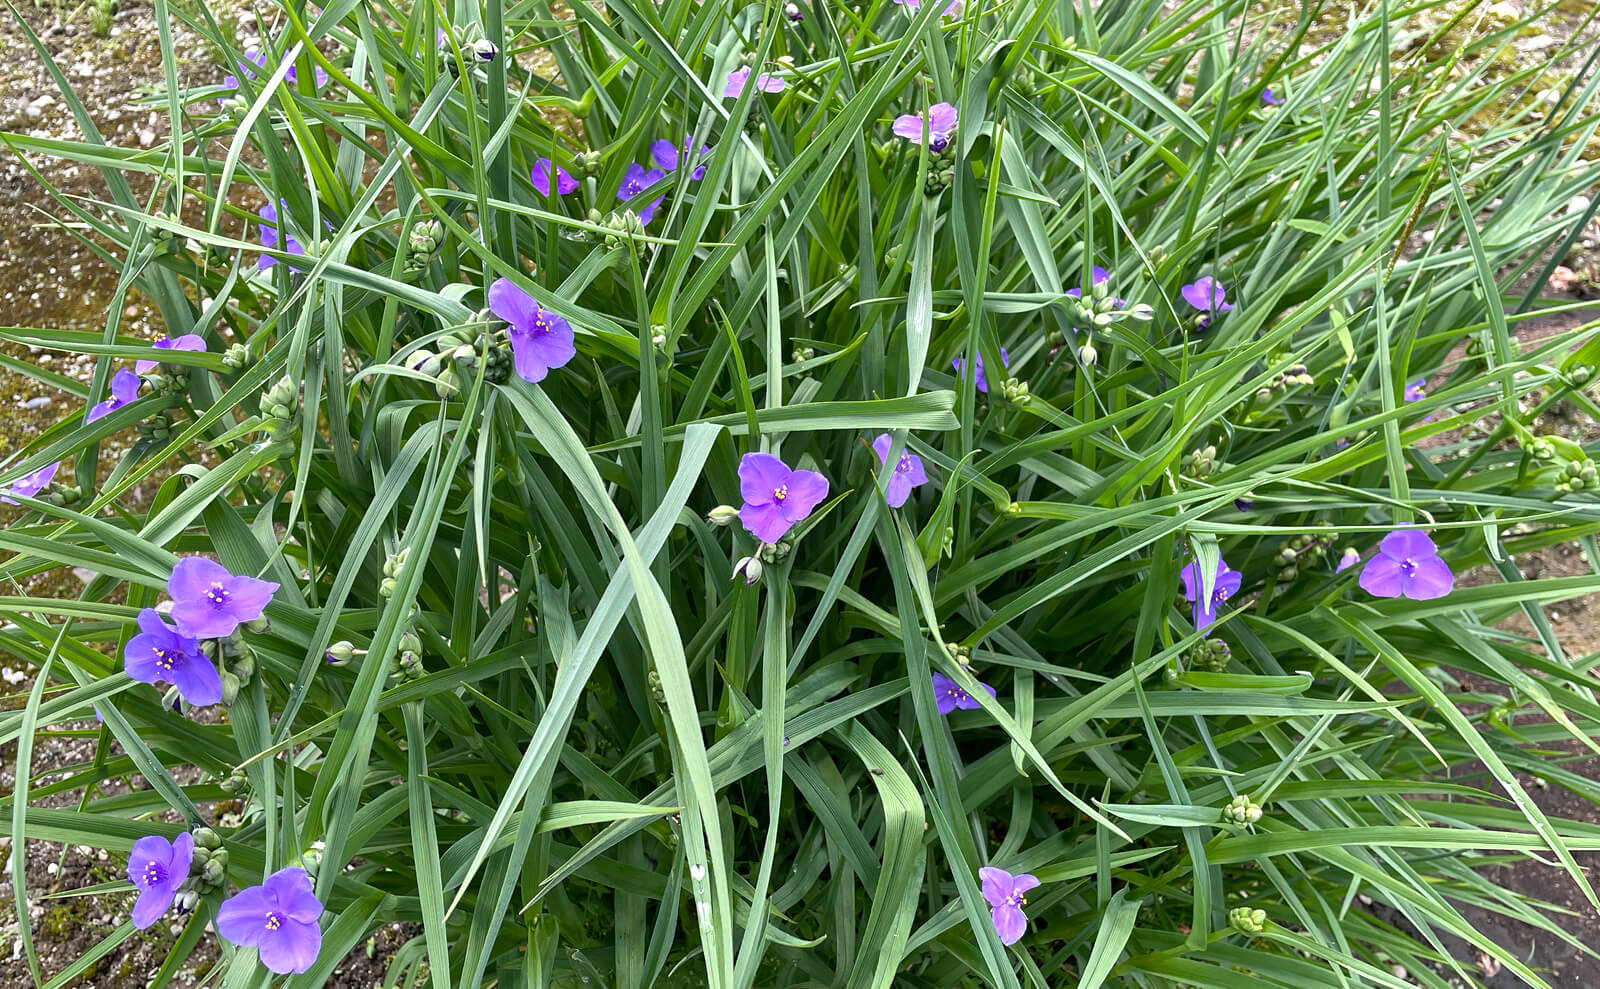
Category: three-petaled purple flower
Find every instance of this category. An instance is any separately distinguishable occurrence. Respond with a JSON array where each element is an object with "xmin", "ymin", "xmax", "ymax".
[
  {"xmin": 1181, "ymin": 276, "xmax": 1235, "ymax": 314},
  {"xmin": 1261, "ymin": 88, "xmax": 1281, "ymax": 106},
  {"xmin": 223, "ymin": 50, "xmax": 329, "ymax": 94},
  {"xmin": 1404, "ymin": 379, "xmax": 1426, "ymax": 403},
  {"xmin": 724, "ymin": 67, "xmax": 785, "ymax": 98},
  {"xmin": 257, "ymin": 201, "xmax": 306, "ymax": 271},
  {"xmin": 487, "ymin": 278, "xmax": 577, "ymax": 383},
  {"xmin": 125, "ymin": 608, "xmax": 221, "ymax": 706},
  {"xmin": 136, "ymin": 334, "xmax": 206, "ymax": 374},
  {"xmin": 127, "ymin": 832, "xmax": 193, "ymax": 929},
  {"xmin": 86, "ymin": 369, "xmax": 142, "ymax": 423},
  {"xmin": 737, "ymin": 452, "xmax": 828, "ymax": 545},
  {"xmin": 167, "ymin": 557, "xmax": 279, "ymax": 640},
  {"xmin": 979, "ymin": 867, "xmax": 1039, "ymax": 946},
  {"xmin": 651, "ymin": 138, "xmax": 710, "ymax": 180},
  {"xmin": 951, "ymin": 348, "xmax": 1009, "ymax": 394},
  {"xmin": 1179, "ymin": 555, "xmax": 1241, "ymax": 630},
  {"xmin": 531, "ymin": 158, "xmax": 578, "ymax": 197},
  {"xmin": 1358, "ymin": 529, "xmax": 1453, "ymax": 600},
  {"xmin": 872, "ymin": 433, "xmax": 929, "ymax": 508},
  {"xmin": 893, "ymin": 102, "xmax": 958, "ymax": 149},
  {"xmin": 617, "ymin": 163, "xmax": 666, "ymax": 225},
  {"xmin": 1, "ymin": 461, "xmax": 58, "ymax": 505},
  {"xmin": 932, "ymin": 671, "xmax": 994, "ymax": 715},
  {"xmin": 217, "ymin": 866, "xmax": 324, "ymax": 975}
]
